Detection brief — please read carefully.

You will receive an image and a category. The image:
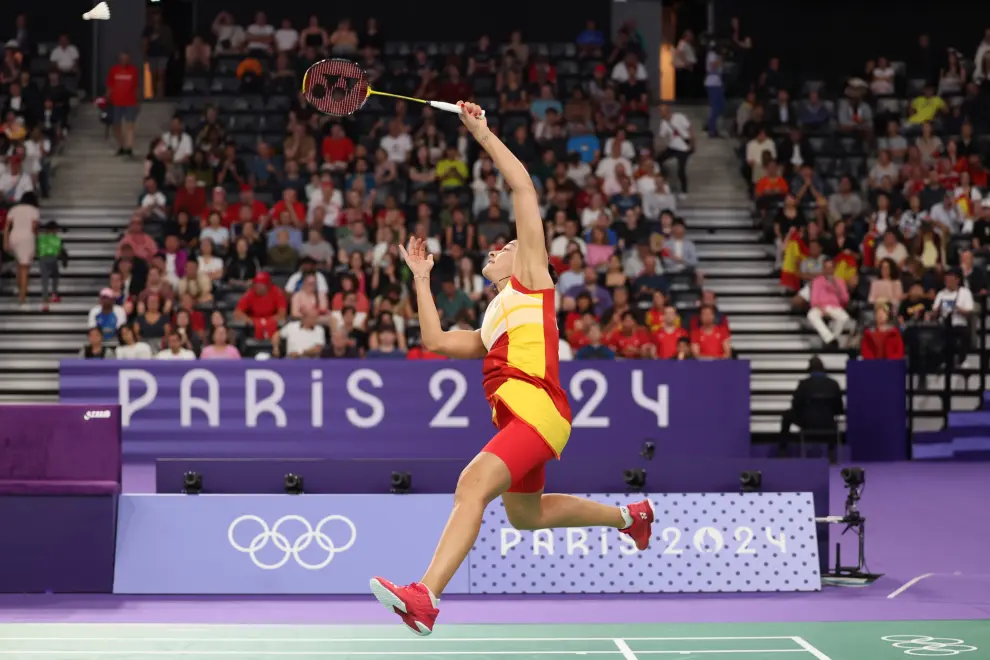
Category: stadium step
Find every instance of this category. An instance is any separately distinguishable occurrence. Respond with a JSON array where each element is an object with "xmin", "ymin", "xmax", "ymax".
[{"xmin": 47, "ymin": 103, "xmax": 176, "ymax": 206}]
